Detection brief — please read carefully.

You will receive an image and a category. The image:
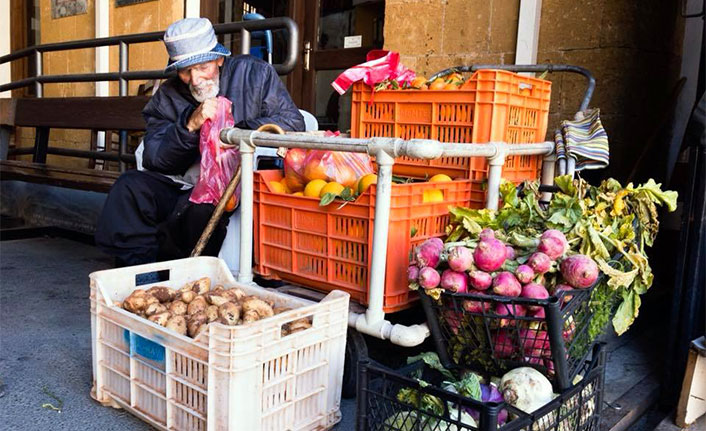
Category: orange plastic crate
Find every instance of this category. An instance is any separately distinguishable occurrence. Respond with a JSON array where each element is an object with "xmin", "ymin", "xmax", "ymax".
[
  {"xmin": 253, "ymin": 170, "xmax": 477, "ymax": 312},
  {"xmin": 350, "ymin": 69, "xmax": 551, "ymax": 183}
]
